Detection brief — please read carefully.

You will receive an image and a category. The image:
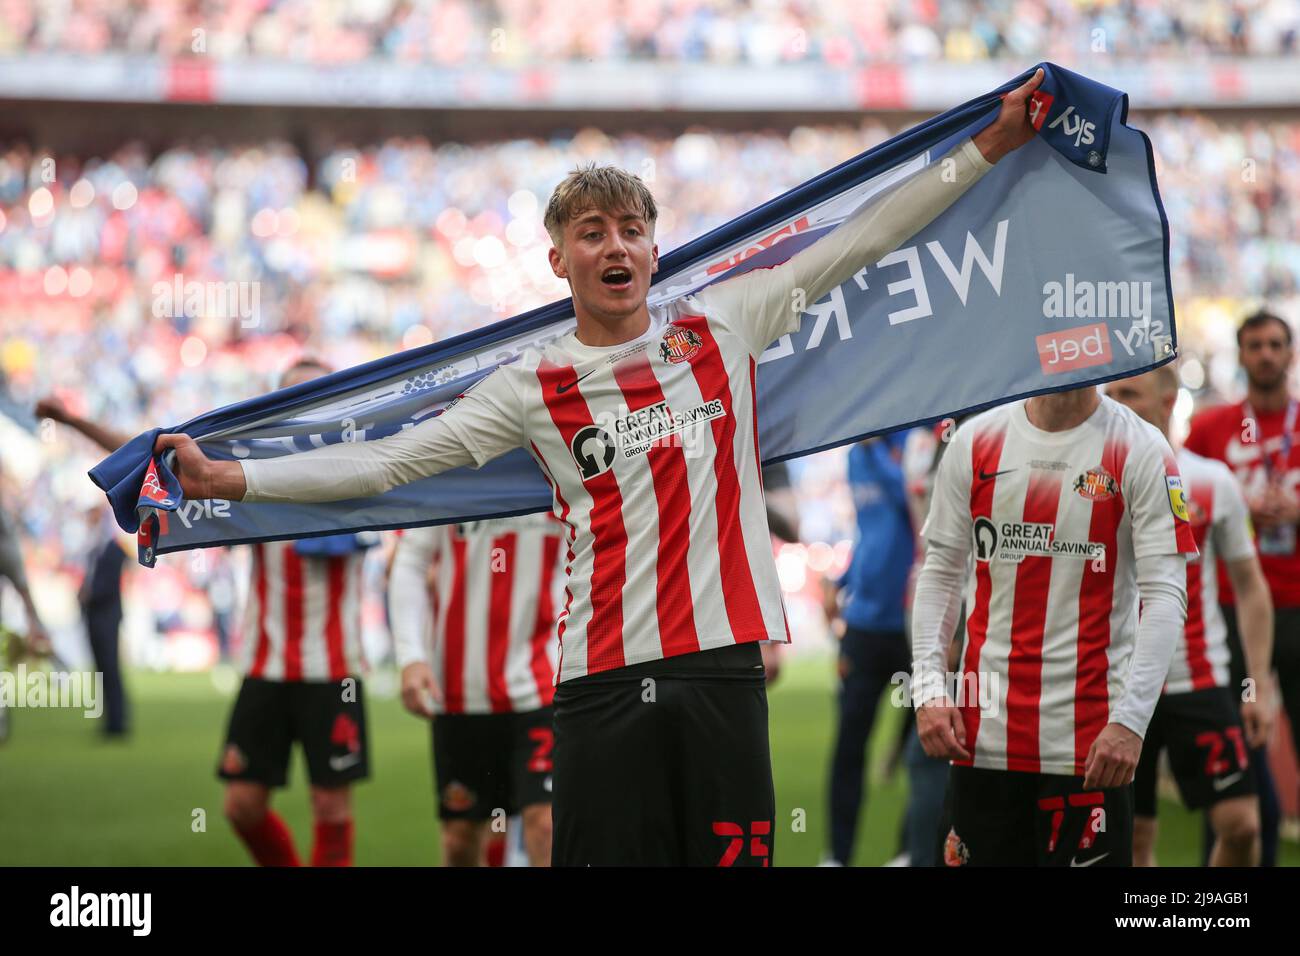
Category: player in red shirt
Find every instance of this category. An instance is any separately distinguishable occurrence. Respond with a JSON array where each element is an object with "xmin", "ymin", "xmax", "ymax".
[
  {"xmin": 1107, "ymin": 366, "xmax": 1274, "ymax": 866},
  {"xmin": 1185, "ymin": 311, "xmax": 1300, "ymax": 771},
  {"xmin": 156, "ymin": 69, "xmax": 1044, "ymax": 864},
  {"xmin": 912, "ymin": 384, "xmax": 1198, "ymax": 866}
]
